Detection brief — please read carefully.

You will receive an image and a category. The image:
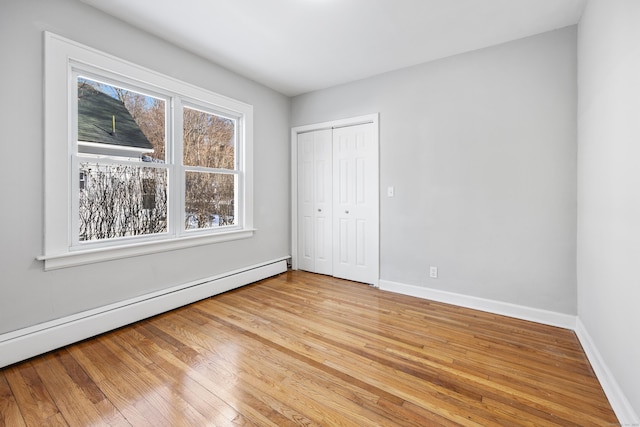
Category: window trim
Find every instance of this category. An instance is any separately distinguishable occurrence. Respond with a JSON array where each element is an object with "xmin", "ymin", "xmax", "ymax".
[{"xmin": 40, "ymin": 32, "xmax": 254, "ymax": 271}]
